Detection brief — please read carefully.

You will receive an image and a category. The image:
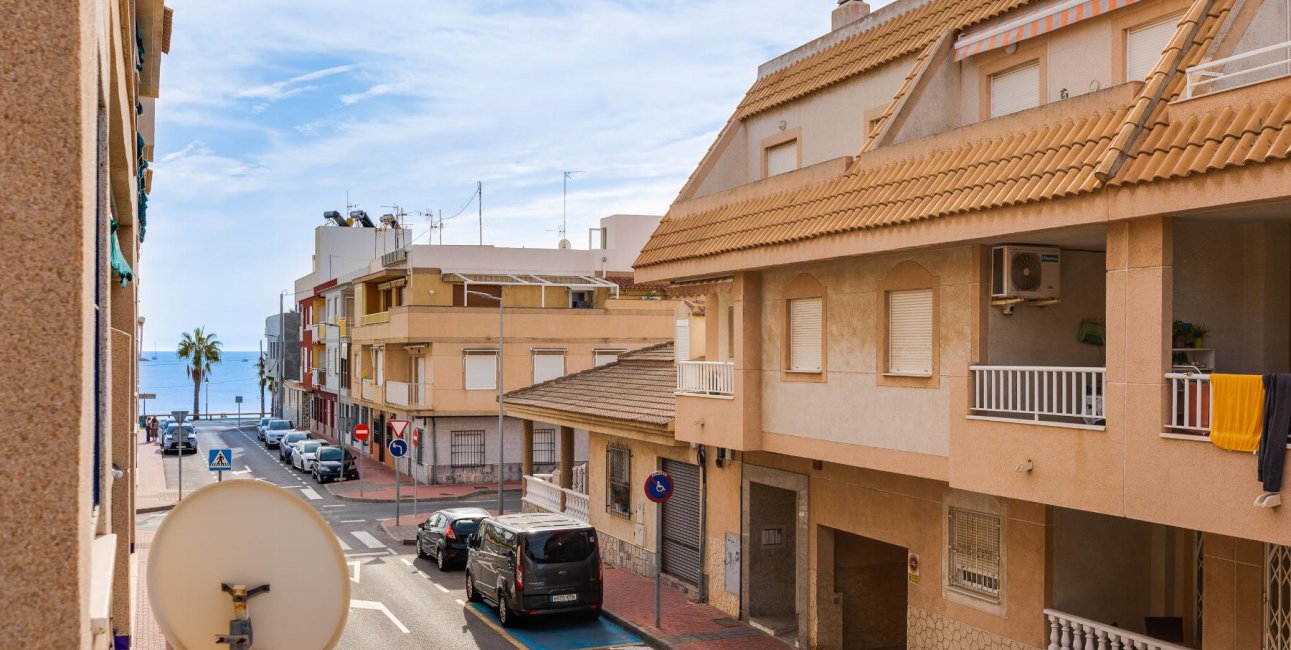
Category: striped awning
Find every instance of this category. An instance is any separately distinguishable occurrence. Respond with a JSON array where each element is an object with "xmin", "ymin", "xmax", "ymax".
[{"xmin": 954, "ymin": 0, "xmax": 1144, "ymax": 61}]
